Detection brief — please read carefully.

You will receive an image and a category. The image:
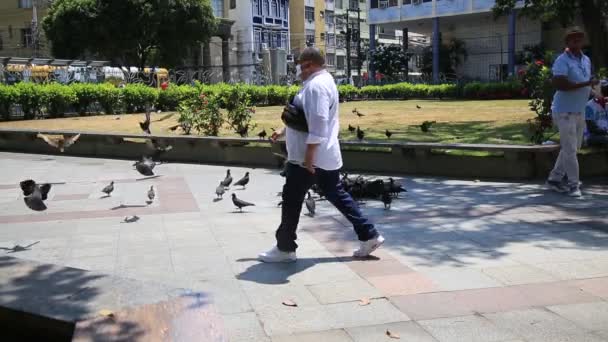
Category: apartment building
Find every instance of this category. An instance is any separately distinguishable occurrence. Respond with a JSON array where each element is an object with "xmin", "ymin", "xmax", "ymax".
[{"xmin": 0, "ymin": 0, "xmax": 50, "ymax": 58}]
